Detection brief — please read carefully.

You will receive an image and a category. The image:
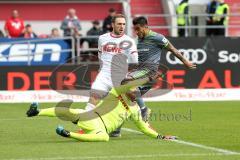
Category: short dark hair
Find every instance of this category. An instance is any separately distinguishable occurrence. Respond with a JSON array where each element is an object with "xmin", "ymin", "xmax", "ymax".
[
  {"xmin": 51, "ymin": 28, "xmax": 58, "ymax": 32},
  {"xmin": 25, "ymin": 24, "xmax": 31, "ymax": 28},
  {"xmin": 111, "ymin": 14, "xmax": 125, "ymax": 23},
  {"xmin": 132, "ymin": 16, "xmax": 148, "ymax": 26},
  {"xmin": 92, "ymin": 20, "xmax": 100, "ymax": 25},
  {"xmin": 109, "ymin": 8, "xmax": 116, "ymax": 13}
]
